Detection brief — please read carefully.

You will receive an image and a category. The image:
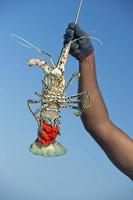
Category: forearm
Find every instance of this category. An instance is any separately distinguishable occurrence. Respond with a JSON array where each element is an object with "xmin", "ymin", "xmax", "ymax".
[
  {"xmin": 78, "ymin": 53, "xmax": 133, "ymax": 180},
  {"xmin": 78, "ymin": 53, "xmax": 109, "ymax": 133}
]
